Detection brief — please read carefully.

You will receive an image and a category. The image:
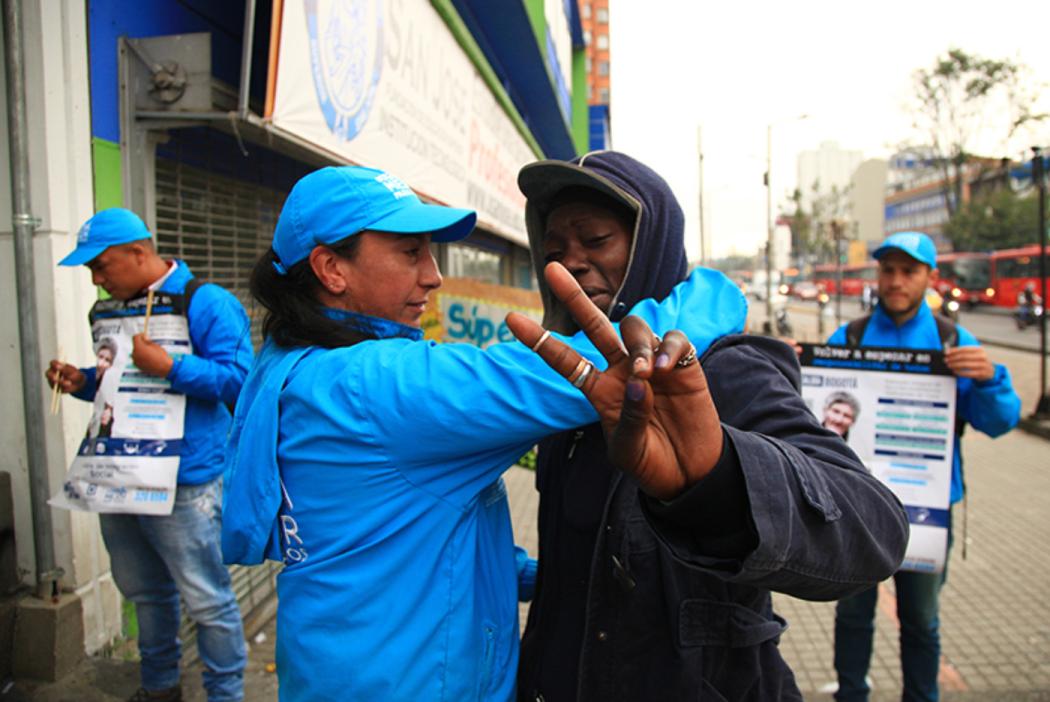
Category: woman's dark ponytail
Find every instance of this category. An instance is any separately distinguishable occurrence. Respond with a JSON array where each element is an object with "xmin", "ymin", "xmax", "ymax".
[{"xmin": 249, "ymin": 236, "xmax": 369, "ymax": 348}]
